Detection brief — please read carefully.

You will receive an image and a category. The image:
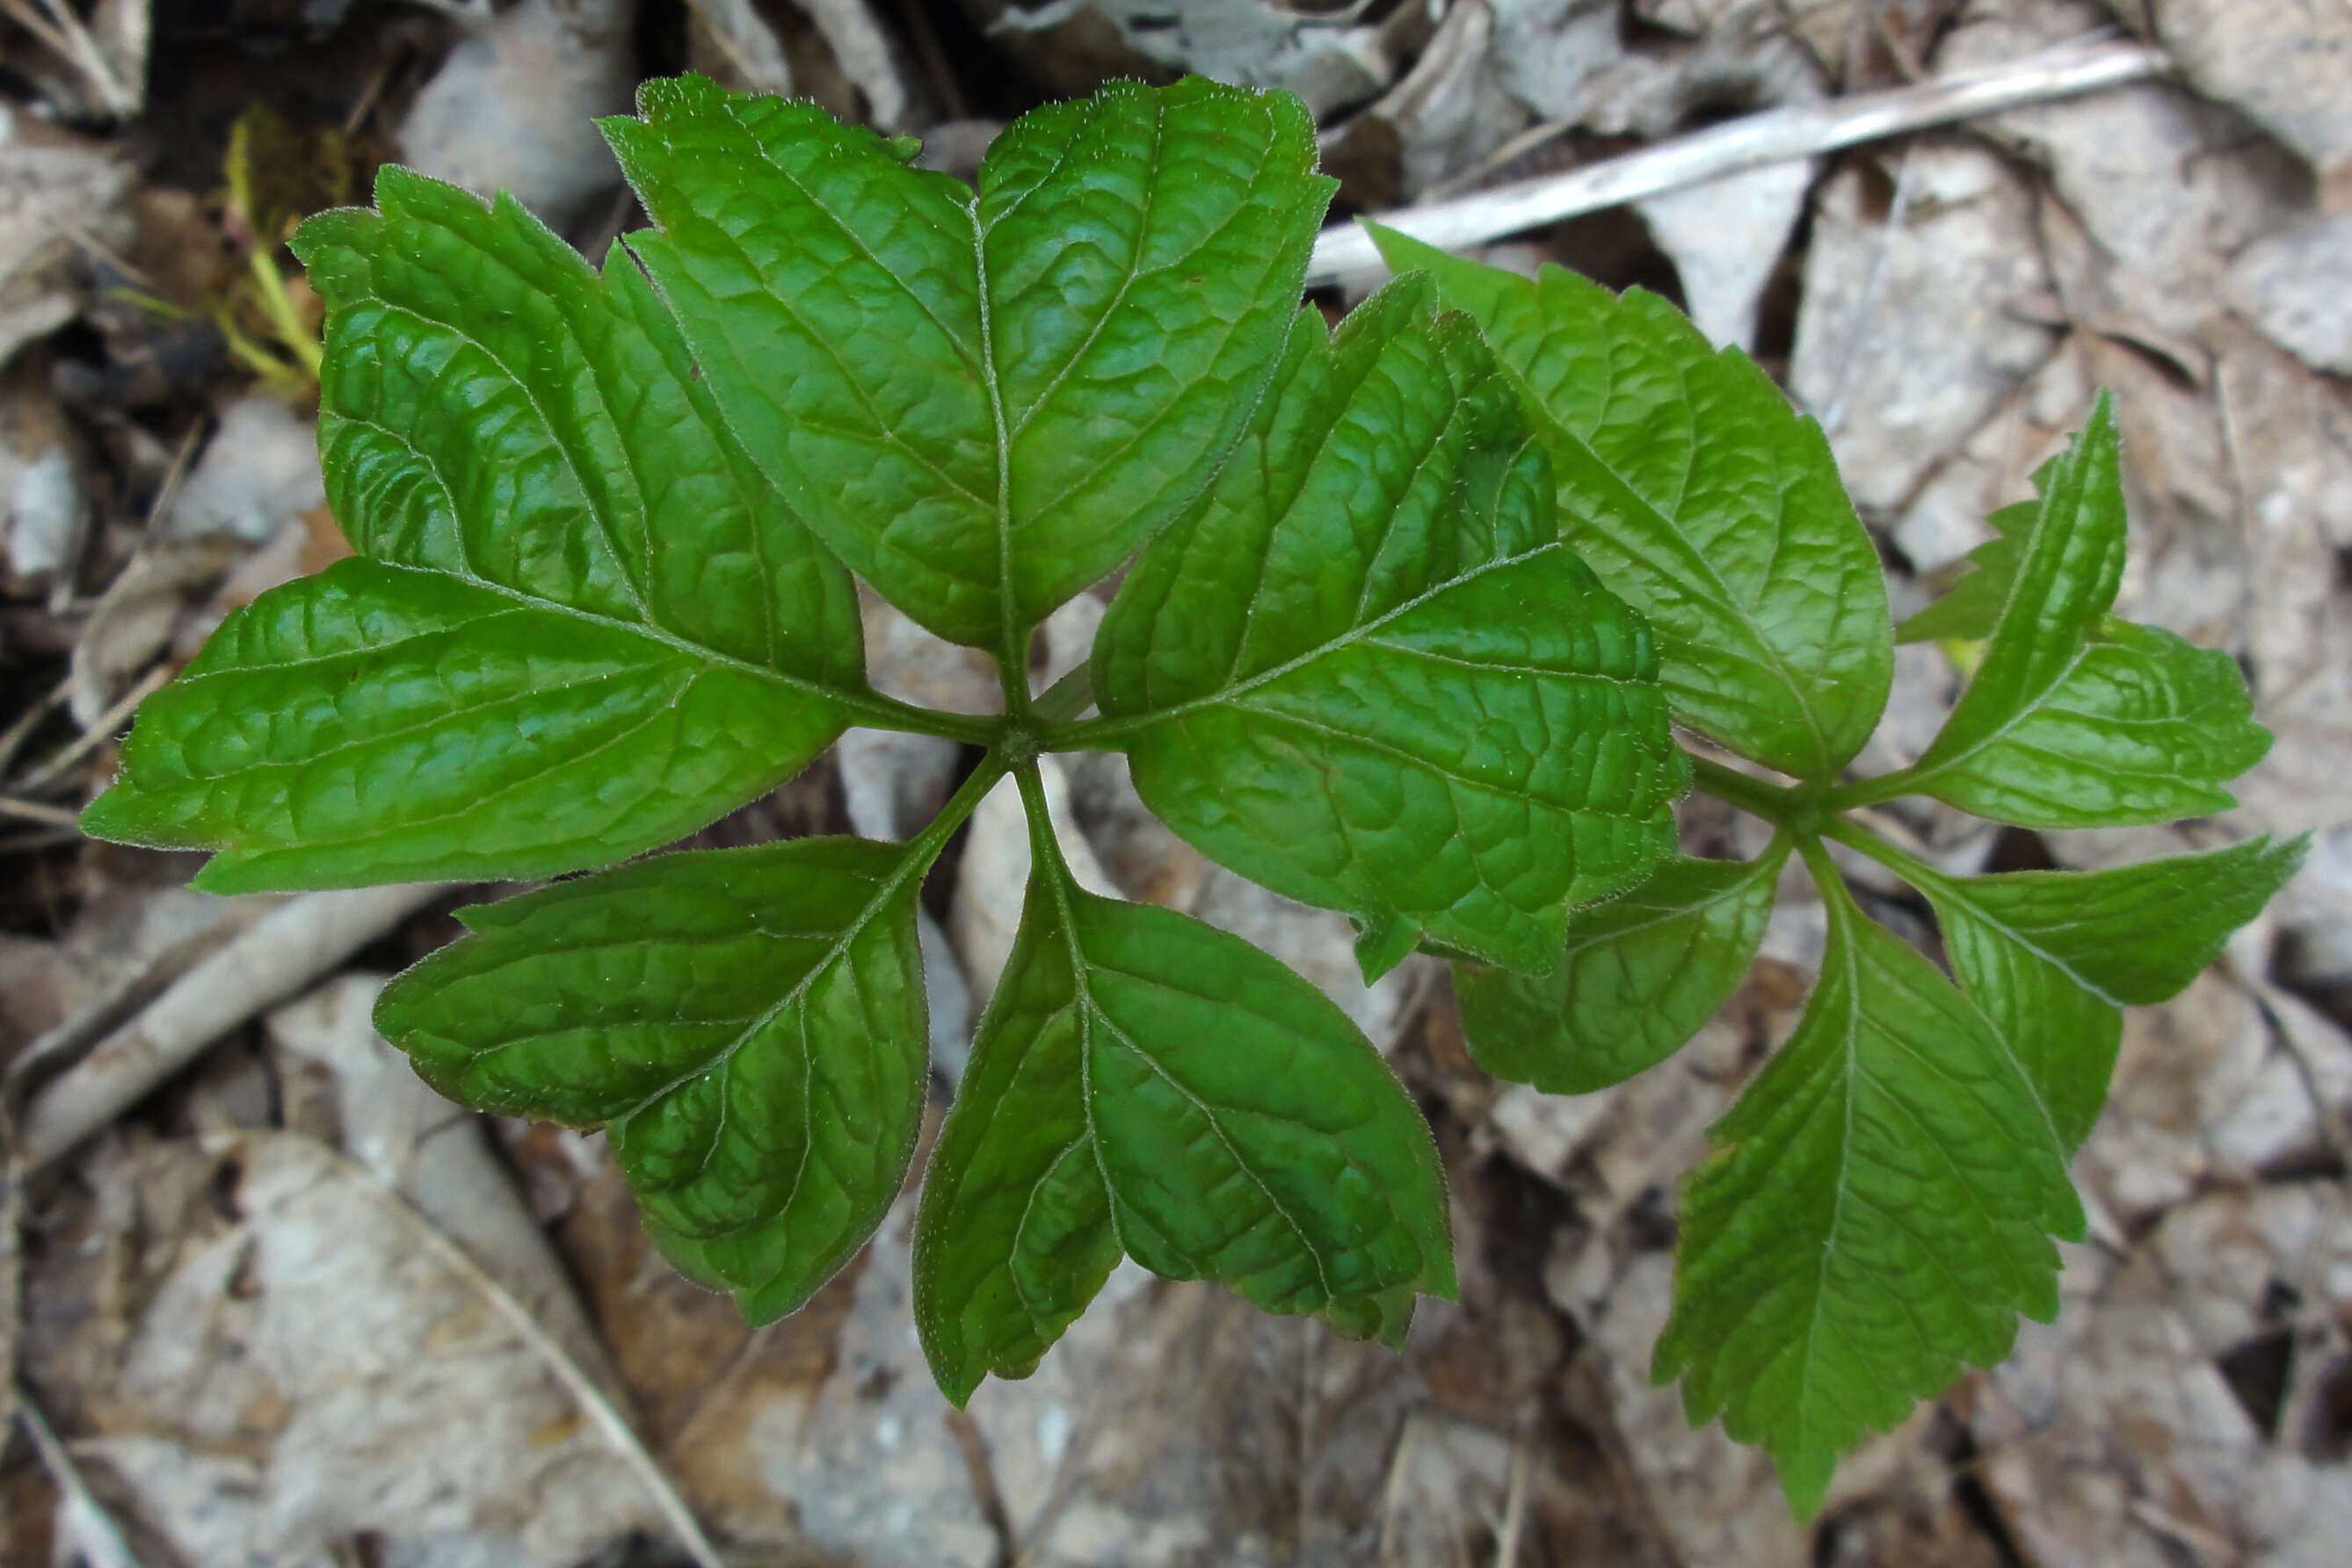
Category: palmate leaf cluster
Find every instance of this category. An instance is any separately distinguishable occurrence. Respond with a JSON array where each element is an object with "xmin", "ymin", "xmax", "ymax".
[{"xmin": 82, "ymin": 74, "xmax": 2301, "ymax": 1514}]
